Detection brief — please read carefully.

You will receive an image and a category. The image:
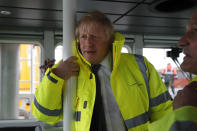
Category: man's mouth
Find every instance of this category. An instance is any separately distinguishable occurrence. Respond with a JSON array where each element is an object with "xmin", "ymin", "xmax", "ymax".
[
  {"xmin": 183, "ymin": 50, "xmax": 190, "ymax": 57},
  {"xmin": 85, "ymin": 51, "xmax": 96, "ymax": 54},
  {"xmin": 183, "ymin": 53, "xmax": 191, "ymax": 61},
  {"xmin": 183, "ymin": 55, "xmax": 189, "ymax": 60}
]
